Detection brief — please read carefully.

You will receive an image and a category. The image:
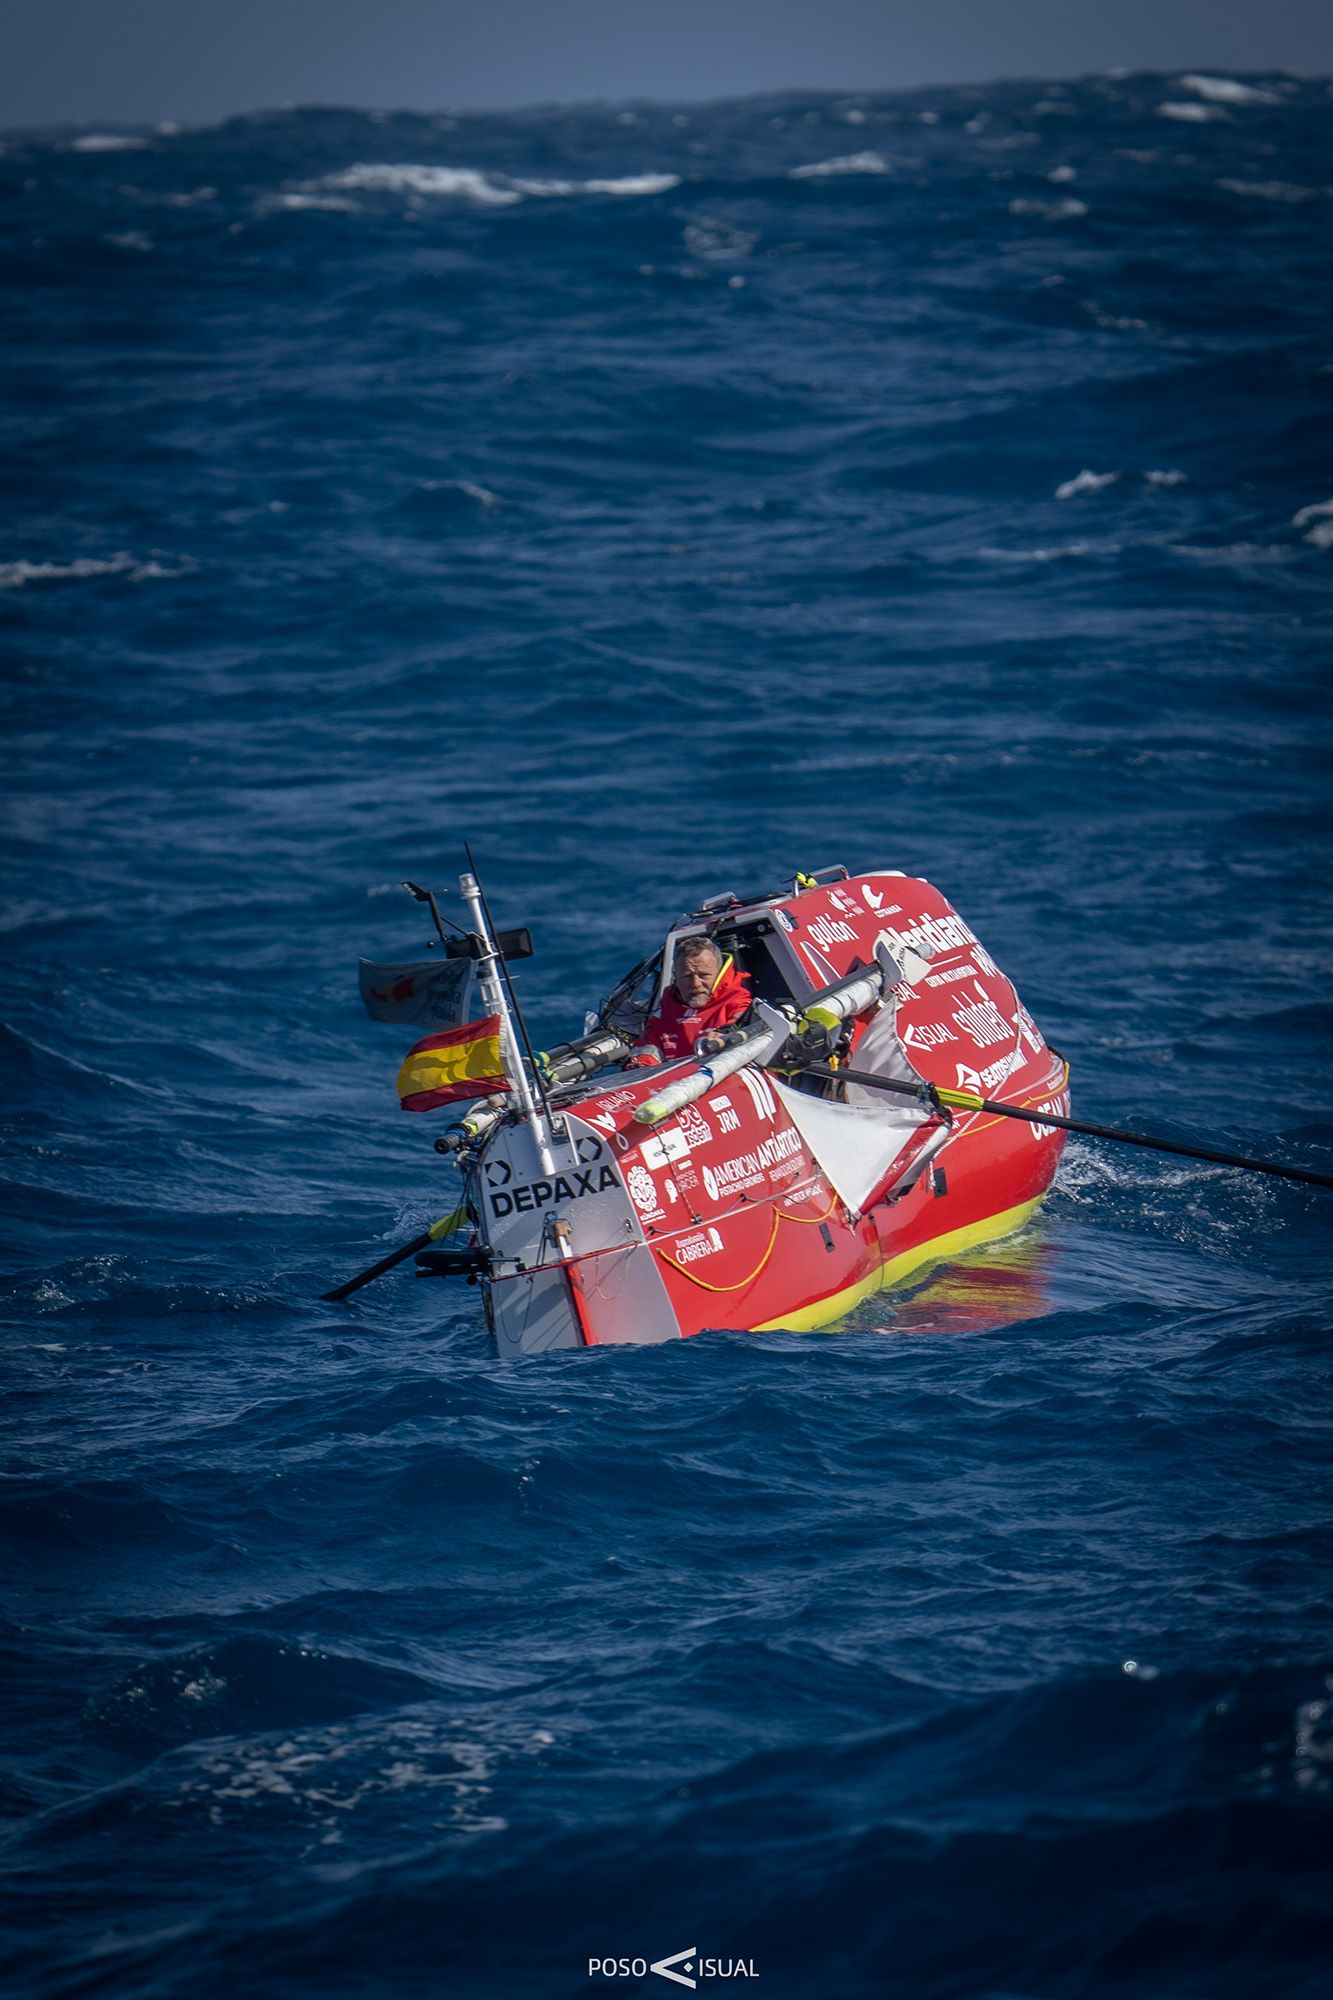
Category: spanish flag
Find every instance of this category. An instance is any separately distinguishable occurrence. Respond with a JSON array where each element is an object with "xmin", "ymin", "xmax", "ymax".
[{"xmin": 396, "ymin": 1014, "xmax": 510, "ymax": 1113}]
